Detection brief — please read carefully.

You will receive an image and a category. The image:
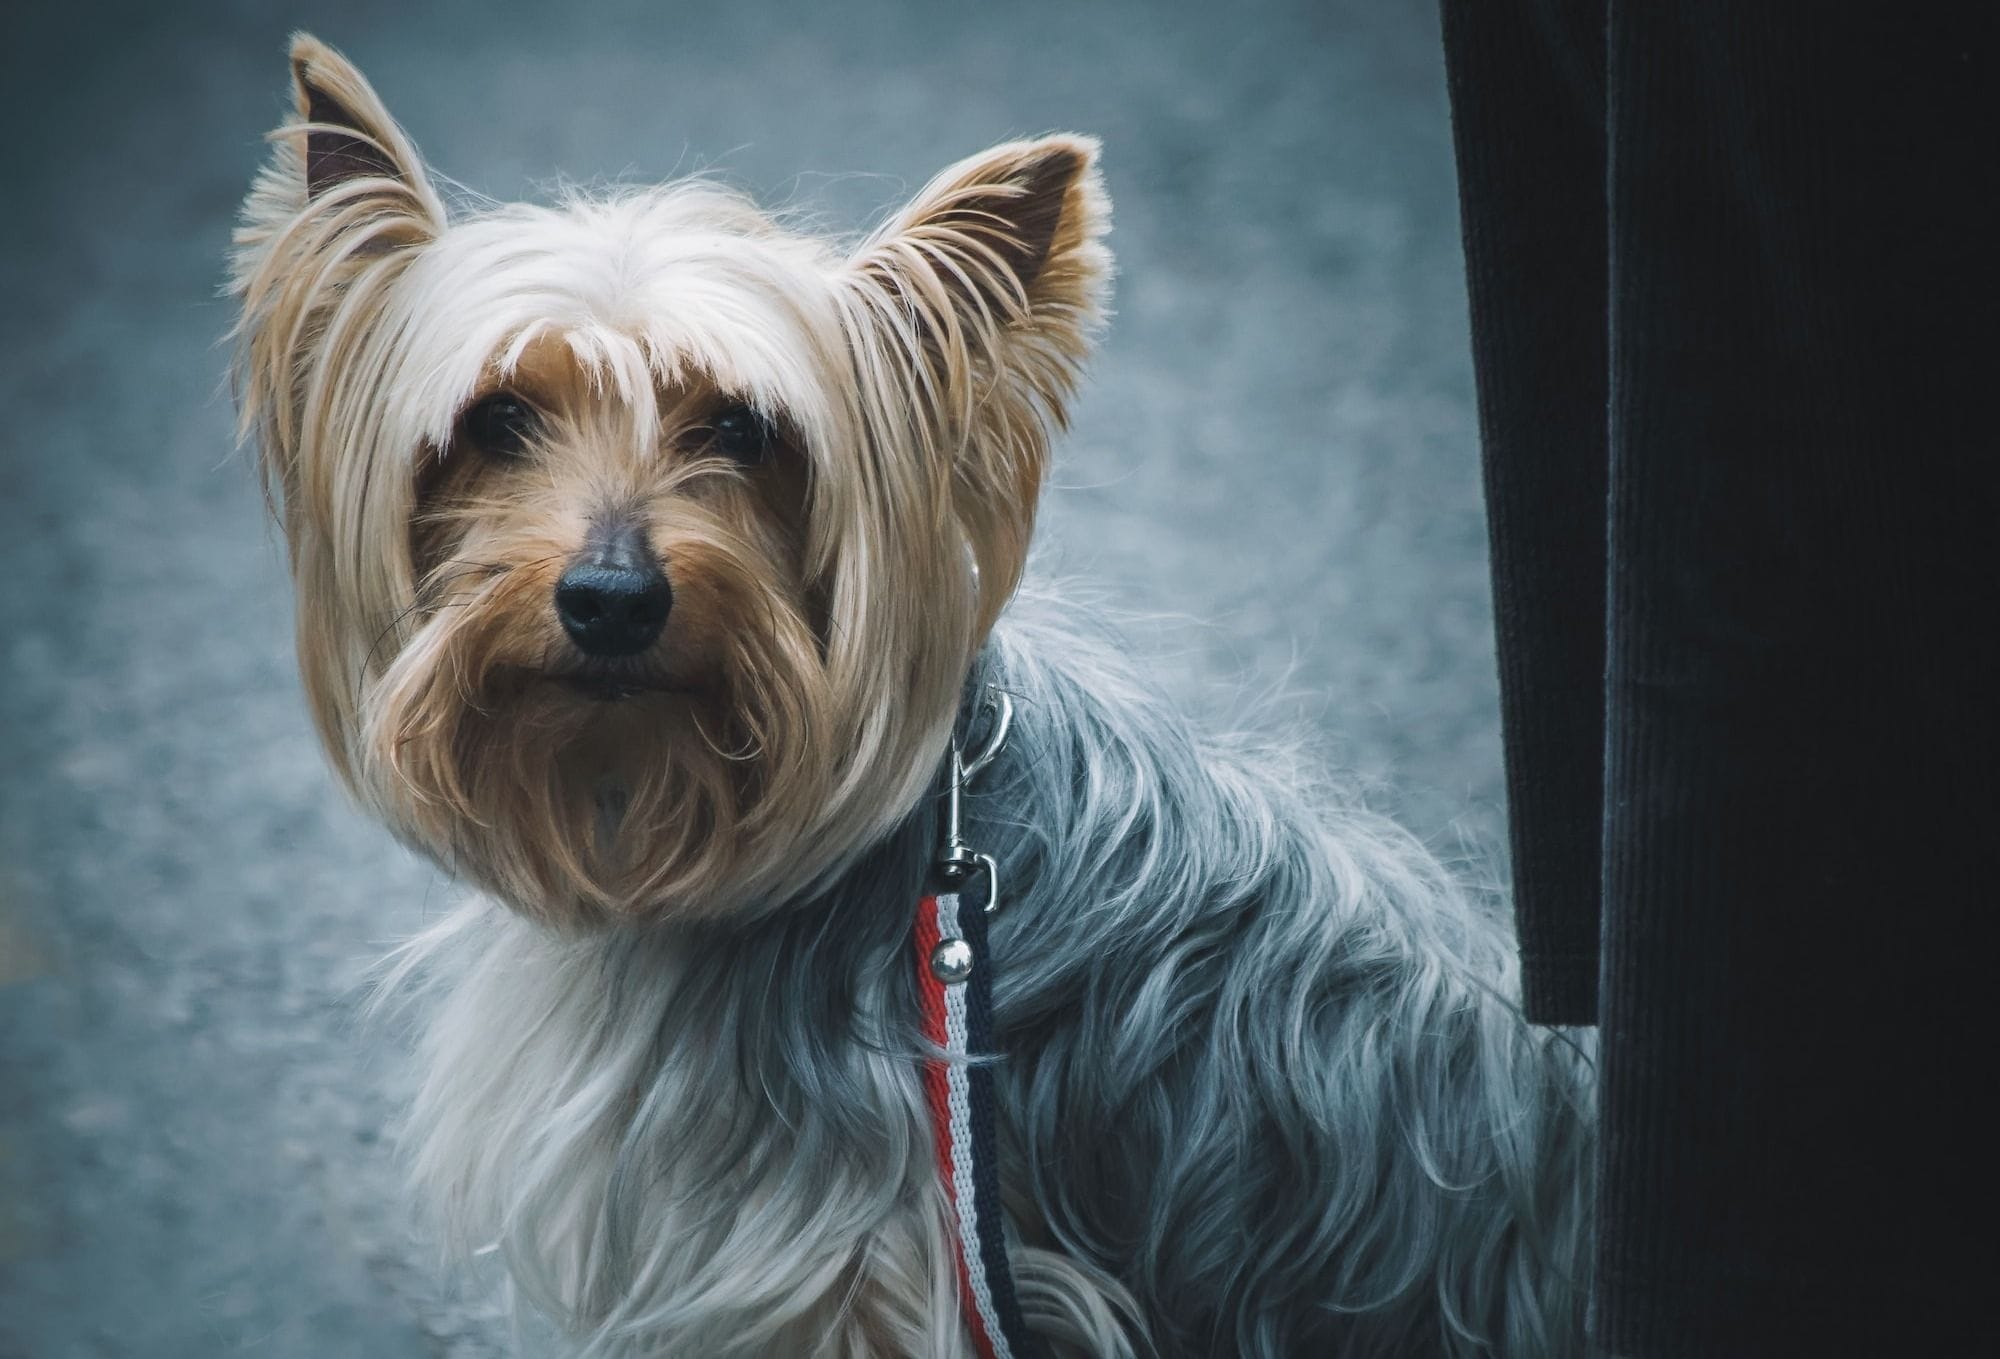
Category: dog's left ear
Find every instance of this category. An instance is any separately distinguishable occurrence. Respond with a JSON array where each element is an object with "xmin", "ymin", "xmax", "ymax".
[
  {"xmin": 846, "ymin": 136, "xmax": 1111, "ymax": 412},
  {"xmin": 840, "ymin": 137, "xmax": 1112, "ymax": 628}
]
